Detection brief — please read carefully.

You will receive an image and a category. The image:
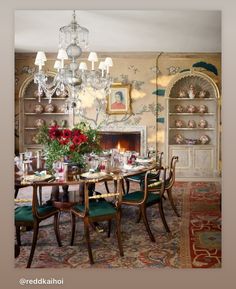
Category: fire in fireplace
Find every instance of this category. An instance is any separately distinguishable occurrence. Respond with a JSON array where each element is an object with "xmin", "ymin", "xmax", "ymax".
[{"xmin": 99, "ymin": 131, "xmax": 141, "ymax": 153}]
